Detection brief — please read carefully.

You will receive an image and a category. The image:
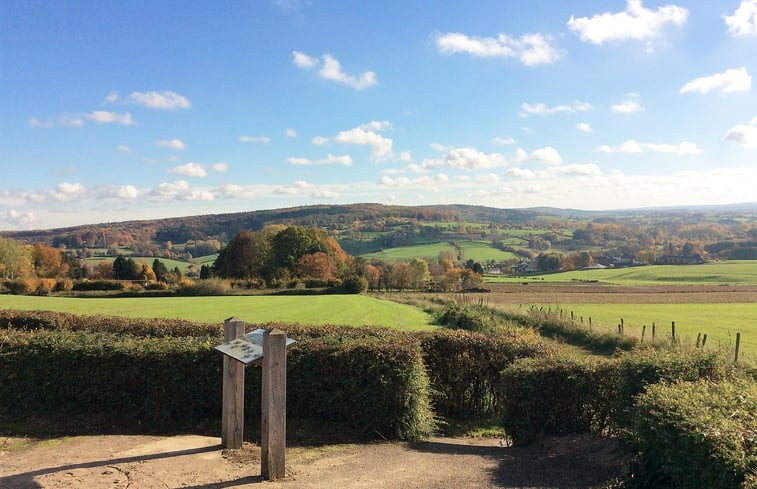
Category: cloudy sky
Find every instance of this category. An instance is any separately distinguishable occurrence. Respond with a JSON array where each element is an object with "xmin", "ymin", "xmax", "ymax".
[{"xmin": 2, "ymin": 0, "xmax": 757, "ymax": 230}]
